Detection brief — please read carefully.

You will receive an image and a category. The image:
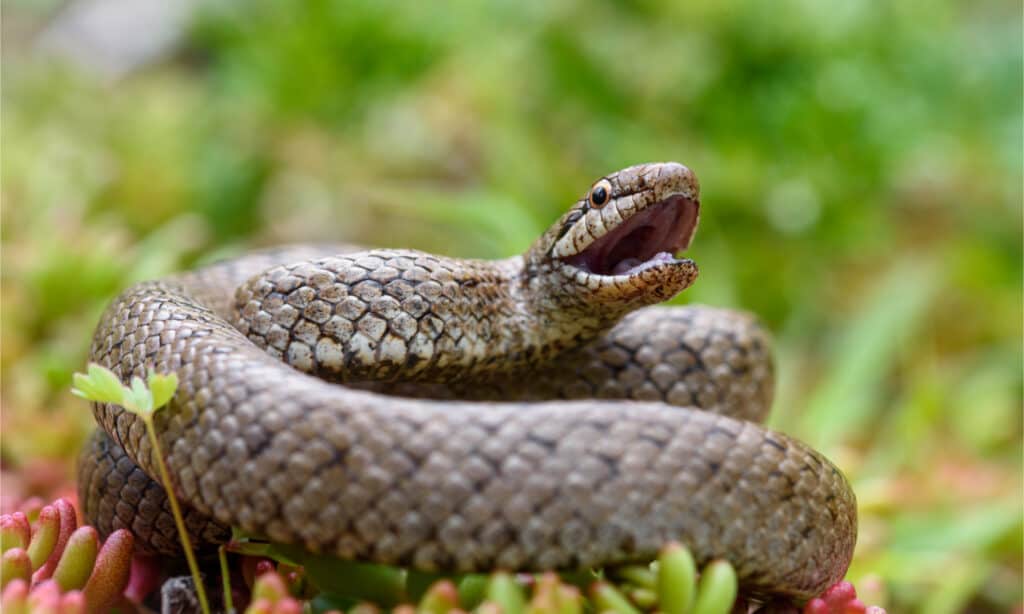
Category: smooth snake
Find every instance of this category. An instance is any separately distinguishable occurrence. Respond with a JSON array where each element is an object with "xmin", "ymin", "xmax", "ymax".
[{"xmin": 78, "ymin": 162, "xmax": 857, "ymax": 600}]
